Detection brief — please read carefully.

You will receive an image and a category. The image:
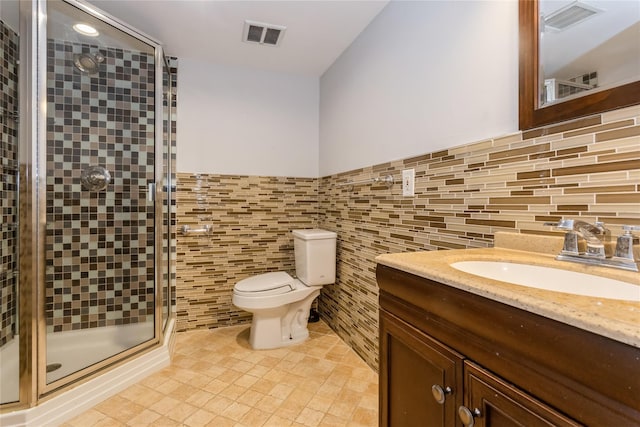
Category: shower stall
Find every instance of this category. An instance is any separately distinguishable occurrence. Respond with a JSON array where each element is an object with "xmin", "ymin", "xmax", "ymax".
[{"xmin": 0, "ymin": 0, "xmax": 175, "ymax": 419}]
